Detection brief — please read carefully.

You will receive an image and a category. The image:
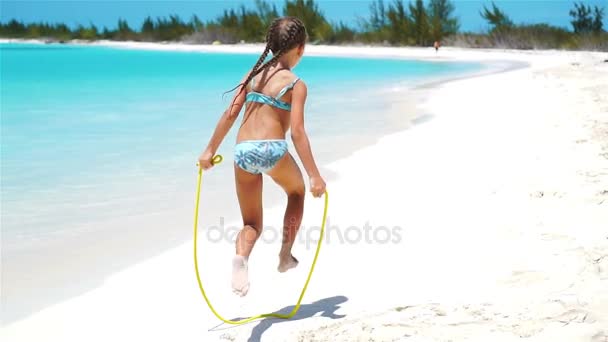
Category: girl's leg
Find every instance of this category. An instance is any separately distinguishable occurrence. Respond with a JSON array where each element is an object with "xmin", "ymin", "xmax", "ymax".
[
  {"xmin": 234, "ymin": 164, "xmax": 263, "ymax": 257},
  {"xmin": 232, "ymin": 164, "xmax": 263, "ymax": 296},
  {"xmin": 266, "ymin": 153, "xmax": 305, "ymax": 272}
]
